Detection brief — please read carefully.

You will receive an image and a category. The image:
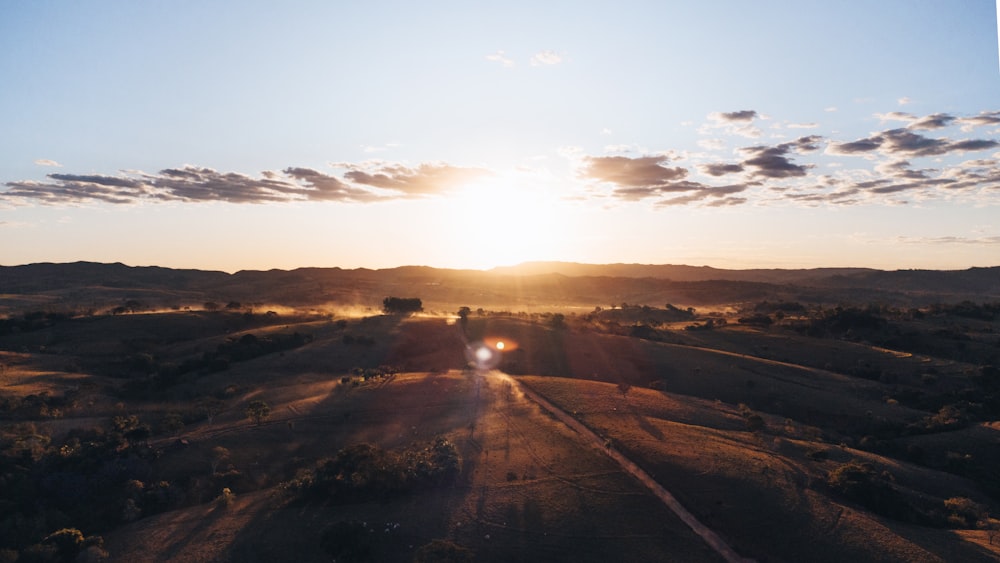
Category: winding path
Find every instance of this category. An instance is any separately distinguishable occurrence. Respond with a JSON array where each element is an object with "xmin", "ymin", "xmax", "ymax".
[{"xmin": 496, "ymin": 371, "xmax": 754, "ymax": 563}]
